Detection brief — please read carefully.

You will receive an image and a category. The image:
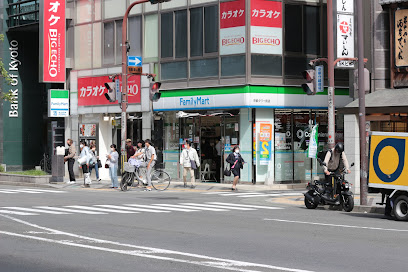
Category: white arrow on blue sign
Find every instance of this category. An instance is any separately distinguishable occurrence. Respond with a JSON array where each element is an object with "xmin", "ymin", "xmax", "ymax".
[{"xmin": 128, "ymin": 56, "xmax": 142, "ymax": 67}]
